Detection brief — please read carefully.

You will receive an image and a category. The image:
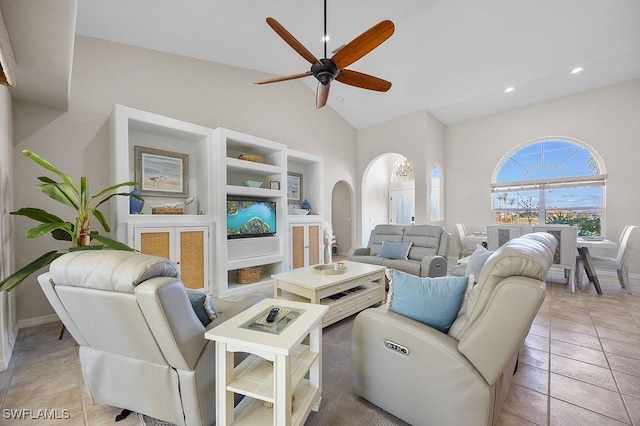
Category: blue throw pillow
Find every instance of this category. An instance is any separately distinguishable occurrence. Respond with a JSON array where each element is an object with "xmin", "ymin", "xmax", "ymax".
[
  {"xmin": 387, "ymin": 269, "xmax": 470, "ymax": 333},
  {"xmin": 378, "ymin": 241, "xmax": 413, "ymax": 260},
  {"xmin": 186, "ymin": 290, "xmax": 218, "ymax": 326}
]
